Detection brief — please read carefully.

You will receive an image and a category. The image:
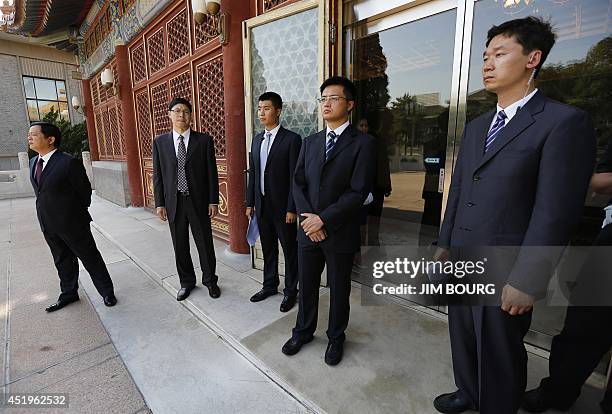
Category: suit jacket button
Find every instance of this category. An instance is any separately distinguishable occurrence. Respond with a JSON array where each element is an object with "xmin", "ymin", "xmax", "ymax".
[
  {"xmin": 466, "ymin": 202, "xmax": 474, "ymax": 207},
  {"xmin": 473, "ymin": 176, "xmax": 480, "ymax": 181}
]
